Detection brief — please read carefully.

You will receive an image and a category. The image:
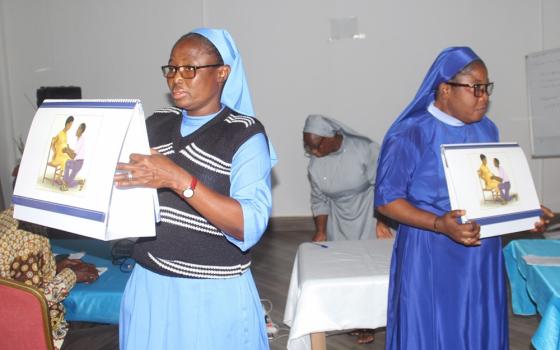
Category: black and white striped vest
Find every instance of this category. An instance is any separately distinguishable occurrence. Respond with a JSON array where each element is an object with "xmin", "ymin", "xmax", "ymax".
[{"xmin": 132, "ymin": 106, "xmax": 267, "ymax": 279}]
